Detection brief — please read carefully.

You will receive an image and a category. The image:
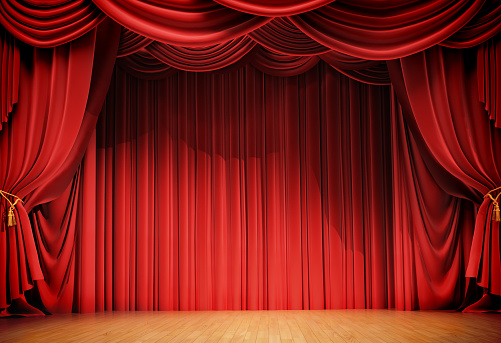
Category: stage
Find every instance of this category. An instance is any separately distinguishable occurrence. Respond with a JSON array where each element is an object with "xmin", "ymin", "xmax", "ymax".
[{"xmin": 1, "ymin": 310, "xmax": 500, "ymax": 342}]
